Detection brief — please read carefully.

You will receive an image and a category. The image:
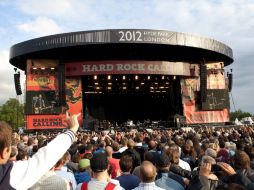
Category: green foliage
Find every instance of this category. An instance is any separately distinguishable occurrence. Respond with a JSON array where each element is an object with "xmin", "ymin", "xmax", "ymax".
[
  {"xmin": 0, "ymin": 98, "xmax": 24, "ymax": 129},
  {"xmin": 230, "ymin": 109, "xmax": 253, "ymax": 121}
]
